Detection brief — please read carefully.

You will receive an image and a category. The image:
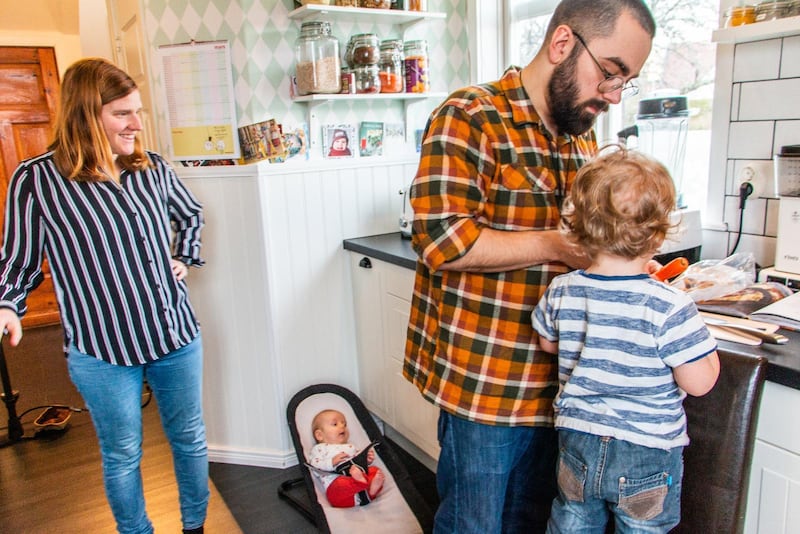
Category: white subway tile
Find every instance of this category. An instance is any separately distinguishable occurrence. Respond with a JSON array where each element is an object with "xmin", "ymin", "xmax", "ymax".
[
  {"xmin": 739, "ymin": 78, "xmax": 800, "ymax": 121},
  {"xmin": 766, "ymin": 198, "xmax": 780, "ymax": 237},
  {"xmin": 728, "ymin": 121, "xmax": 775, "ymax": 159},
  {"xmin": 701, "ymin": 229, "xmax": 729, "ymax": 260},
  {"xmin": 730, "ymin": 83, "xmax": 741, "ymax": 121},
  {"xmin": 730, "ymin": 234, "xmax": 776, "ymax": 267},
  {"xmin": 781, "ymin": 36, "xmax": 800, "ymax": 78},
  {"xmin": 734, "ymin": 39, "xmax": 782, "ymax": 82}
]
